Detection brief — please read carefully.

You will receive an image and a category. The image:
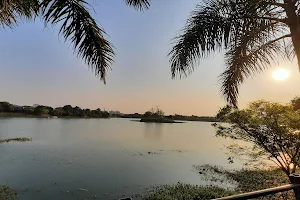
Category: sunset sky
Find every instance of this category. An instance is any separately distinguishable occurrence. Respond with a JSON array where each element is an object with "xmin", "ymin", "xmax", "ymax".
[{"xmin": 0, "ymin": 0, "xmax": 299, "ymax": 116}]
